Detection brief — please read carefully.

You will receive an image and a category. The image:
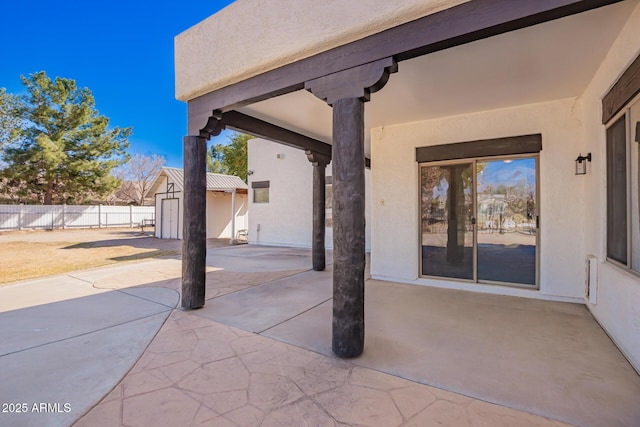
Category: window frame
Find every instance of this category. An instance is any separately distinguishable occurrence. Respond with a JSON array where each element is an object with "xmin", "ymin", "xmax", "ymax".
[
  {"xmin": 251, "ymin": 181, "xmax": 270, "ymax": 204},
  {"xmin": 605, "ymin": 93, "xmax": 640, "ymax": 274}
]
